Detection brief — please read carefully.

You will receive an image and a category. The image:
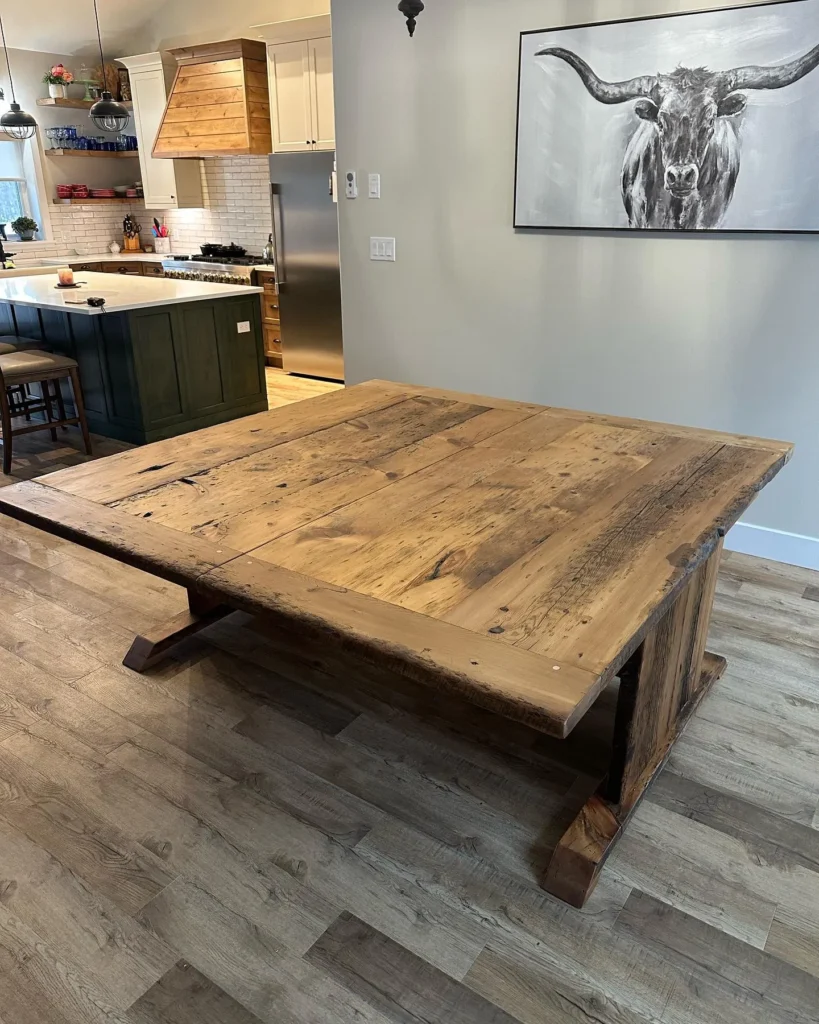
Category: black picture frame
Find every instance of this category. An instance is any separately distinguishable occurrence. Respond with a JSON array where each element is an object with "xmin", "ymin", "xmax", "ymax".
[{"xmin": 513, "ymin": 0, "xmax": 819, "ymax": 234}]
